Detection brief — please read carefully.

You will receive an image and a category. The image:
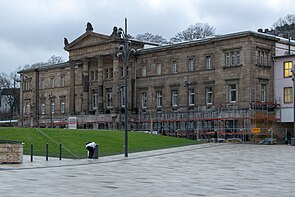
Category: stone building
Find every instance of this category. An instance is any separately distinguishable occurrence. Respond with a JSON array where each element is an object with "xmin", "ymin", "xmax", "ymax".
[{"xmin": 19, "ymin": 23, "xmax": 293, "ymax": 141}]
